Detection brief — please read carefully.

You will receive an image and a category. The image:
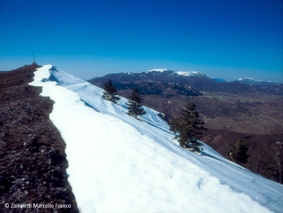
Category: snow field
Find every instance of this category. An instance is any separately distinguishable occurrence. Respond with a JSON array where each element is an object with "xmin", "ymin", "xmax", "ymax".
[{"xmin": 29, "ymin": 65, "xmax": 283, "ymax": 213}]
